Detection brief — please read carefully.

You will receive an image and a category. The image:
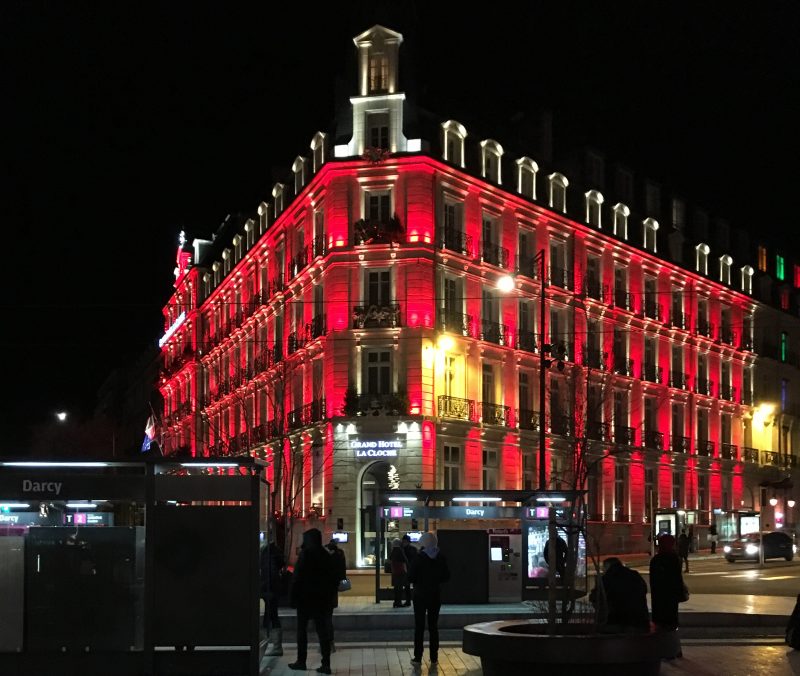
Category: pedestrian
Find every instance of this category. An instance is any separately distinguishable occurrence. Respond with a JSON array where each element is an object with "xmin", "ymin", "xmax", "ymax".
[
  {"xmin": 407, "ymin": 532, "xmax": 450, "ymax": 668},
  {"xmin": 390, "ymin": 538, "xmax": 409, "ymax": 608},
  {"xmin": 261, "ymin": 533, "xmax": 286, "ymax": 657},
  {"xmin": 401, "ymin": 534, "xmax": 418, "ymax": 607},
  {"xmin": 677, "ymin": 529, "xmax": 690, "ymax": 572},
  {"xmin": 649, "ymin": 534, "xmax": 685, "ymax": 658},
  {"xmin": 544, "ymin": 533, "xmax": 568, "ymax": 579},
  {"xmin": 326, "ymin": 538, "xmax": 347, "ymax": 654},
  {"xmin": 708, "ymin": 524, "xmax": 718, "ymax": 554},
  {"xmin": 288, "ymin": 528, "xmax": 338, "ymax": 674},
  {"xmin": 590, "ymin": 557, "xmax": 649, "ymax": 632}
]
